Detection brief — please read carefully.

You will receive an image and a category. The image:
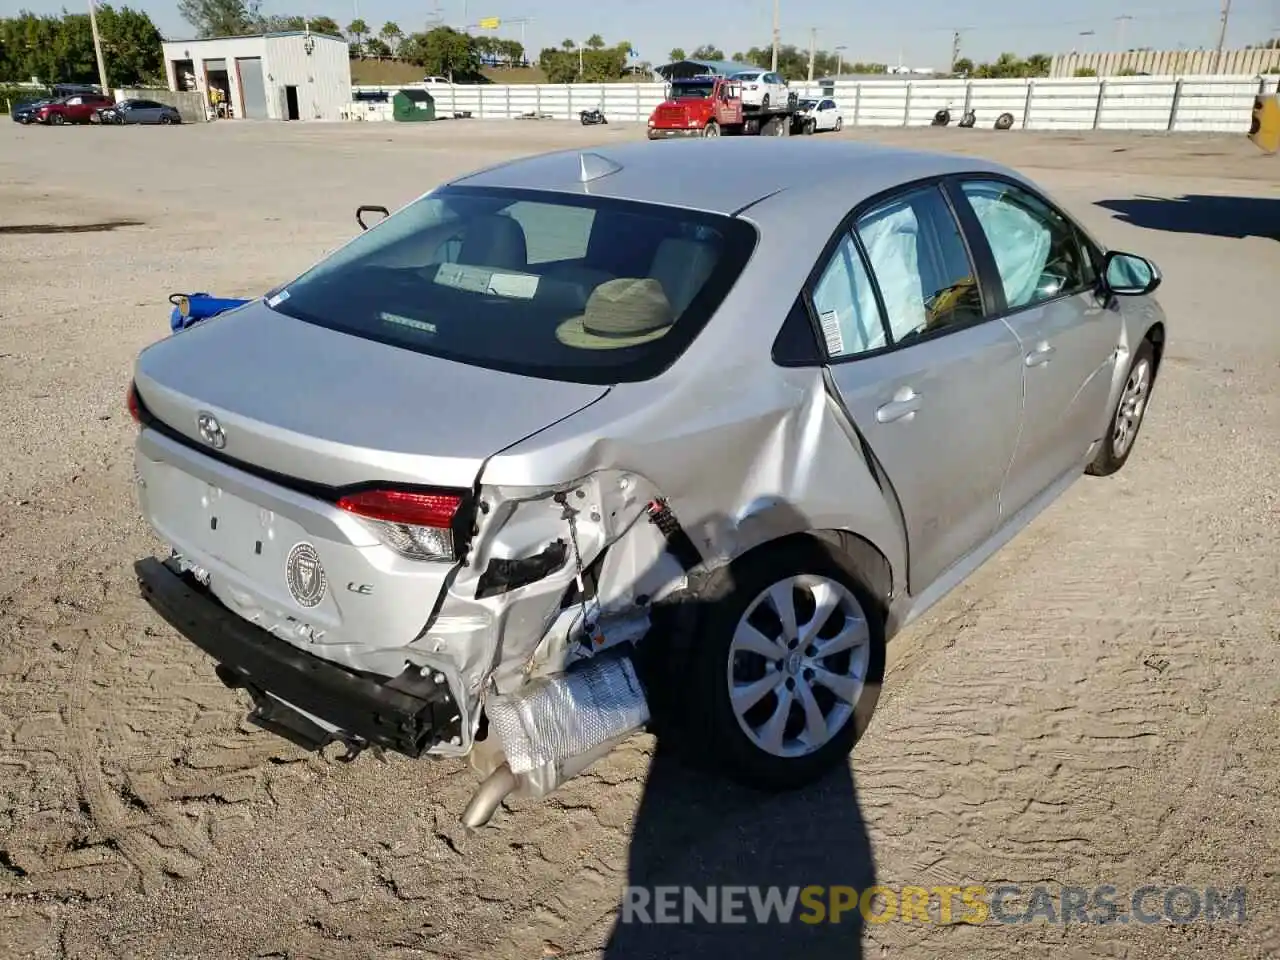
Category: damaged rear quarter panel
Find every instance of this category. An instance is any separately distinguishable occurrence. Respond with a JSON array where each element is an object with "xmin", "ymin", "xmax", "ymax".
[{"xmin": 474, "ymin": 363, "xmax": 907, "ymax": 607}]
